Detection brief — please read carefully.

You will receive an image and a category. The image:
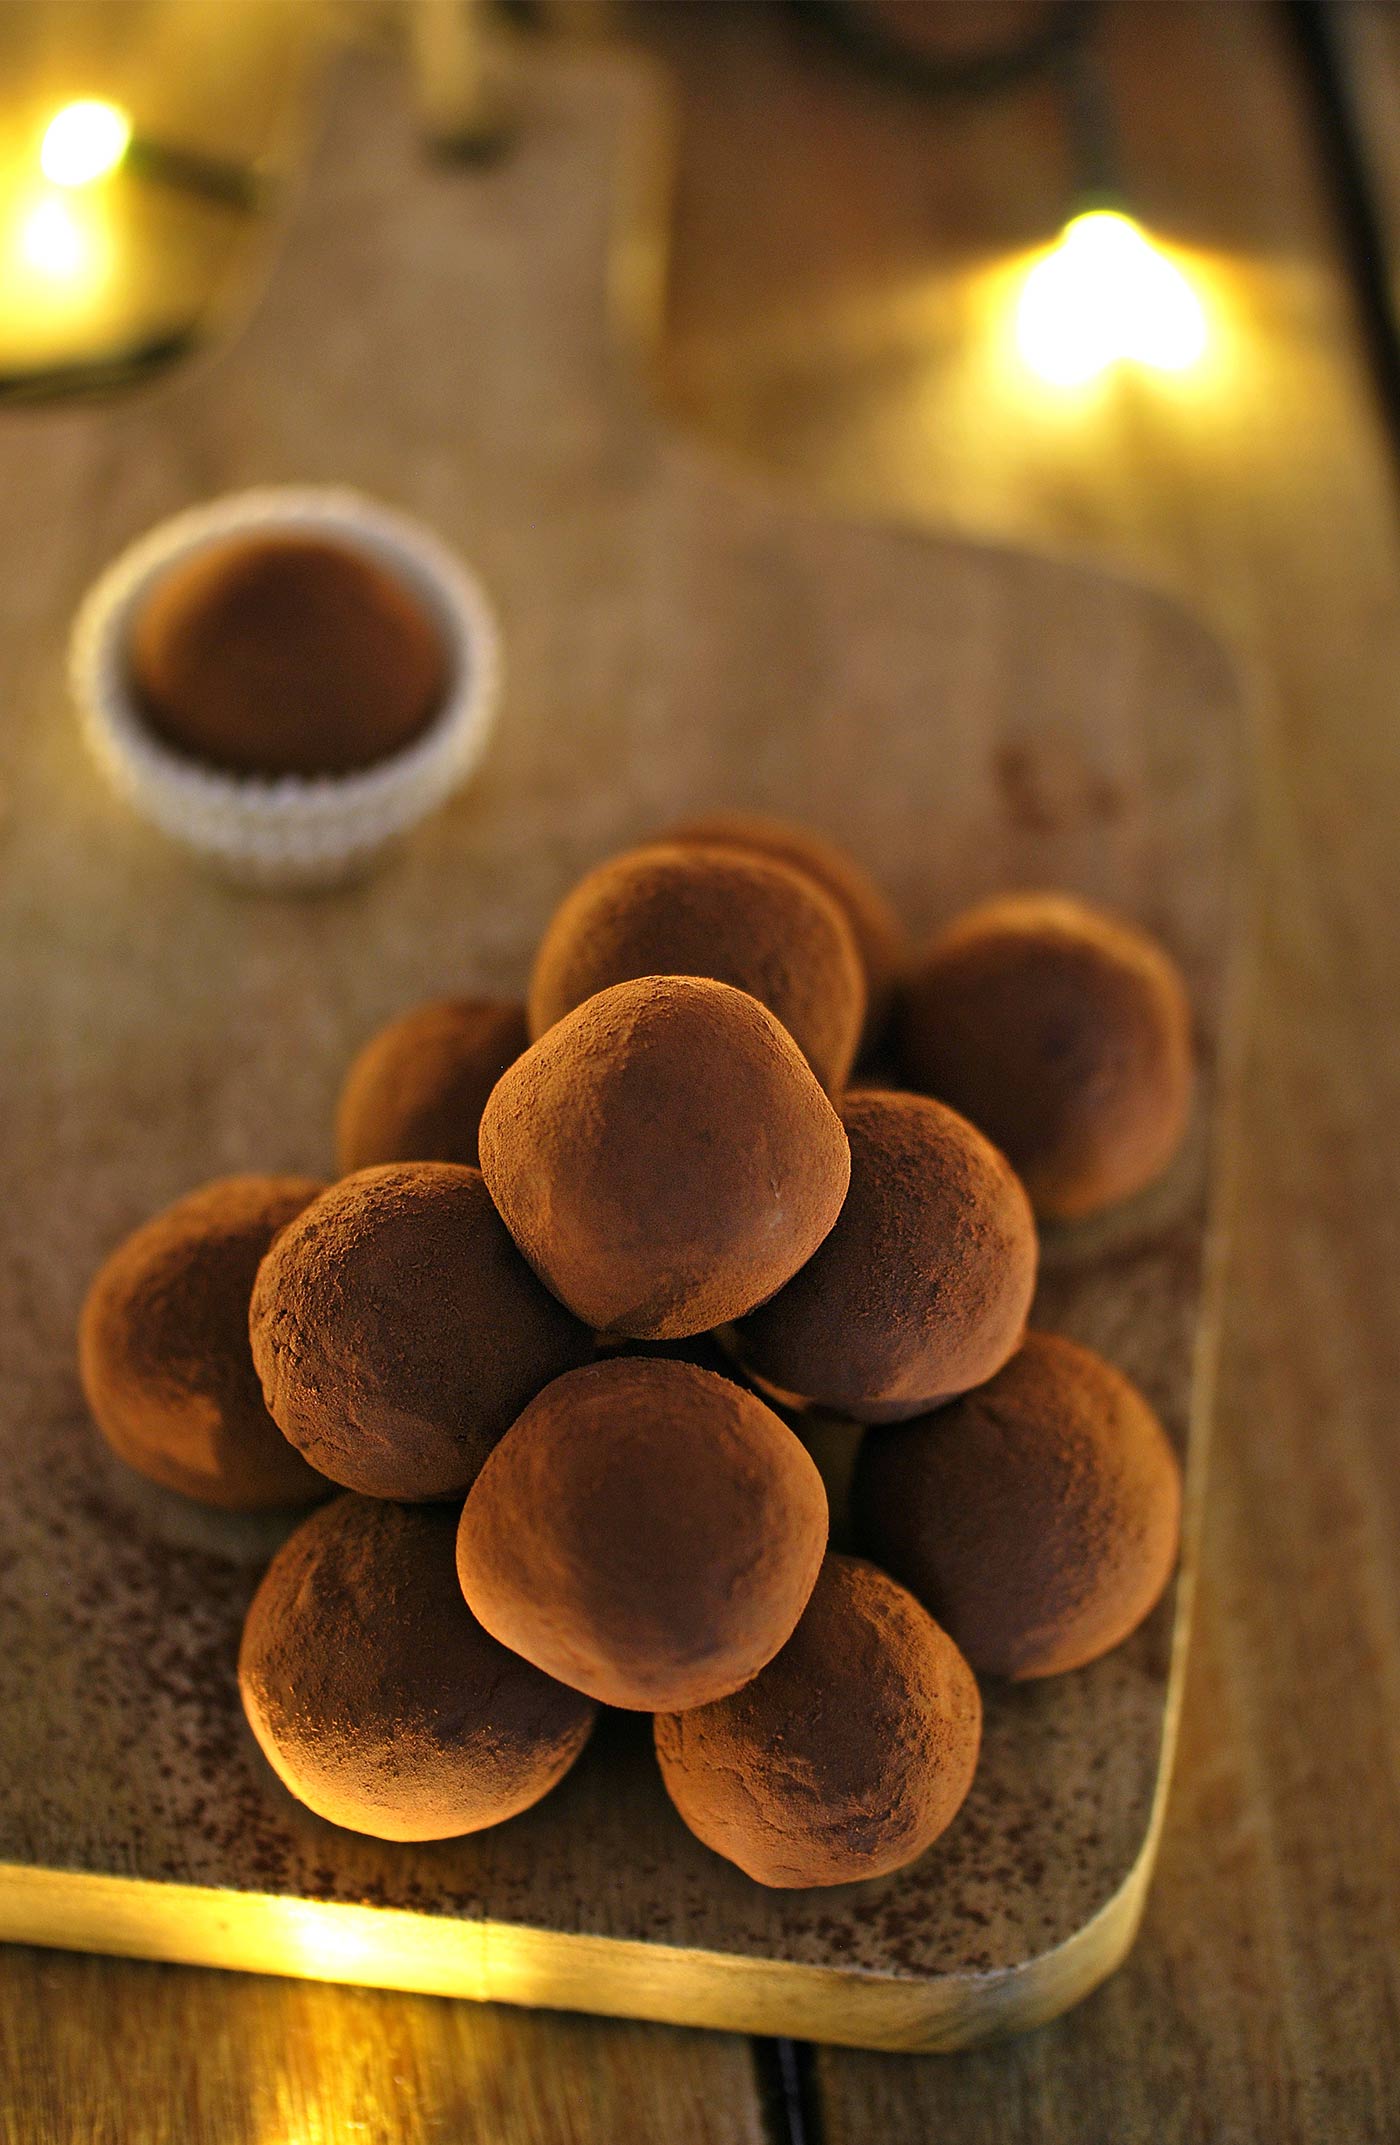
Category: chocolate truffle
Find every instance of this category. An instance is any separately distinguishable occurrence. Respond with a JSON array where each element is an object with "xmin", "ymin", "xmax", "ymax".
[
  {"xmin": 129, "ymin": 534, "xmax": 448, "ymax": 778},
  {"xmin": 335, "ymin": 997, "xmax": 527, "ymax": 1174},
  {"xmin": 527, "ymin": 841, "xmax": 865, "ymax": 1092},
  {"xmin": 479, "ymin": 976, "xmax": 851, "ymax": 1339},
  {"xmin": 79, "ymin": 1174, "xmax": 329, "ymax": 1511},
  {"xmin": 249, "ymin": 1162, "xmax": 594, "ymax": 1501},
  {"xmin": 240, "ymin": 1496, "xmax": 596, "ymax": 1840},
  {"xmin": 898, "ymin": 892, "xmax": 1194, "ymax": 1221},
  {"xmin": 852, "ymin": 1331, "xmax": 1182, "ymax": 1678},
  {"xmin": 456, "ymin": 1358, "xmax": 828, "ymax": 1711},
  {"xmin": 666, "ymin": 811, "xmax": 907, "ymax": 1049},
  {"xmin": 733, "ymin": 1089, "xmax": 1037, "ymax": 1421},
  {"xmin": 654, "ymin": 1554, "xmax": 981, "ymax": 1888}
]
